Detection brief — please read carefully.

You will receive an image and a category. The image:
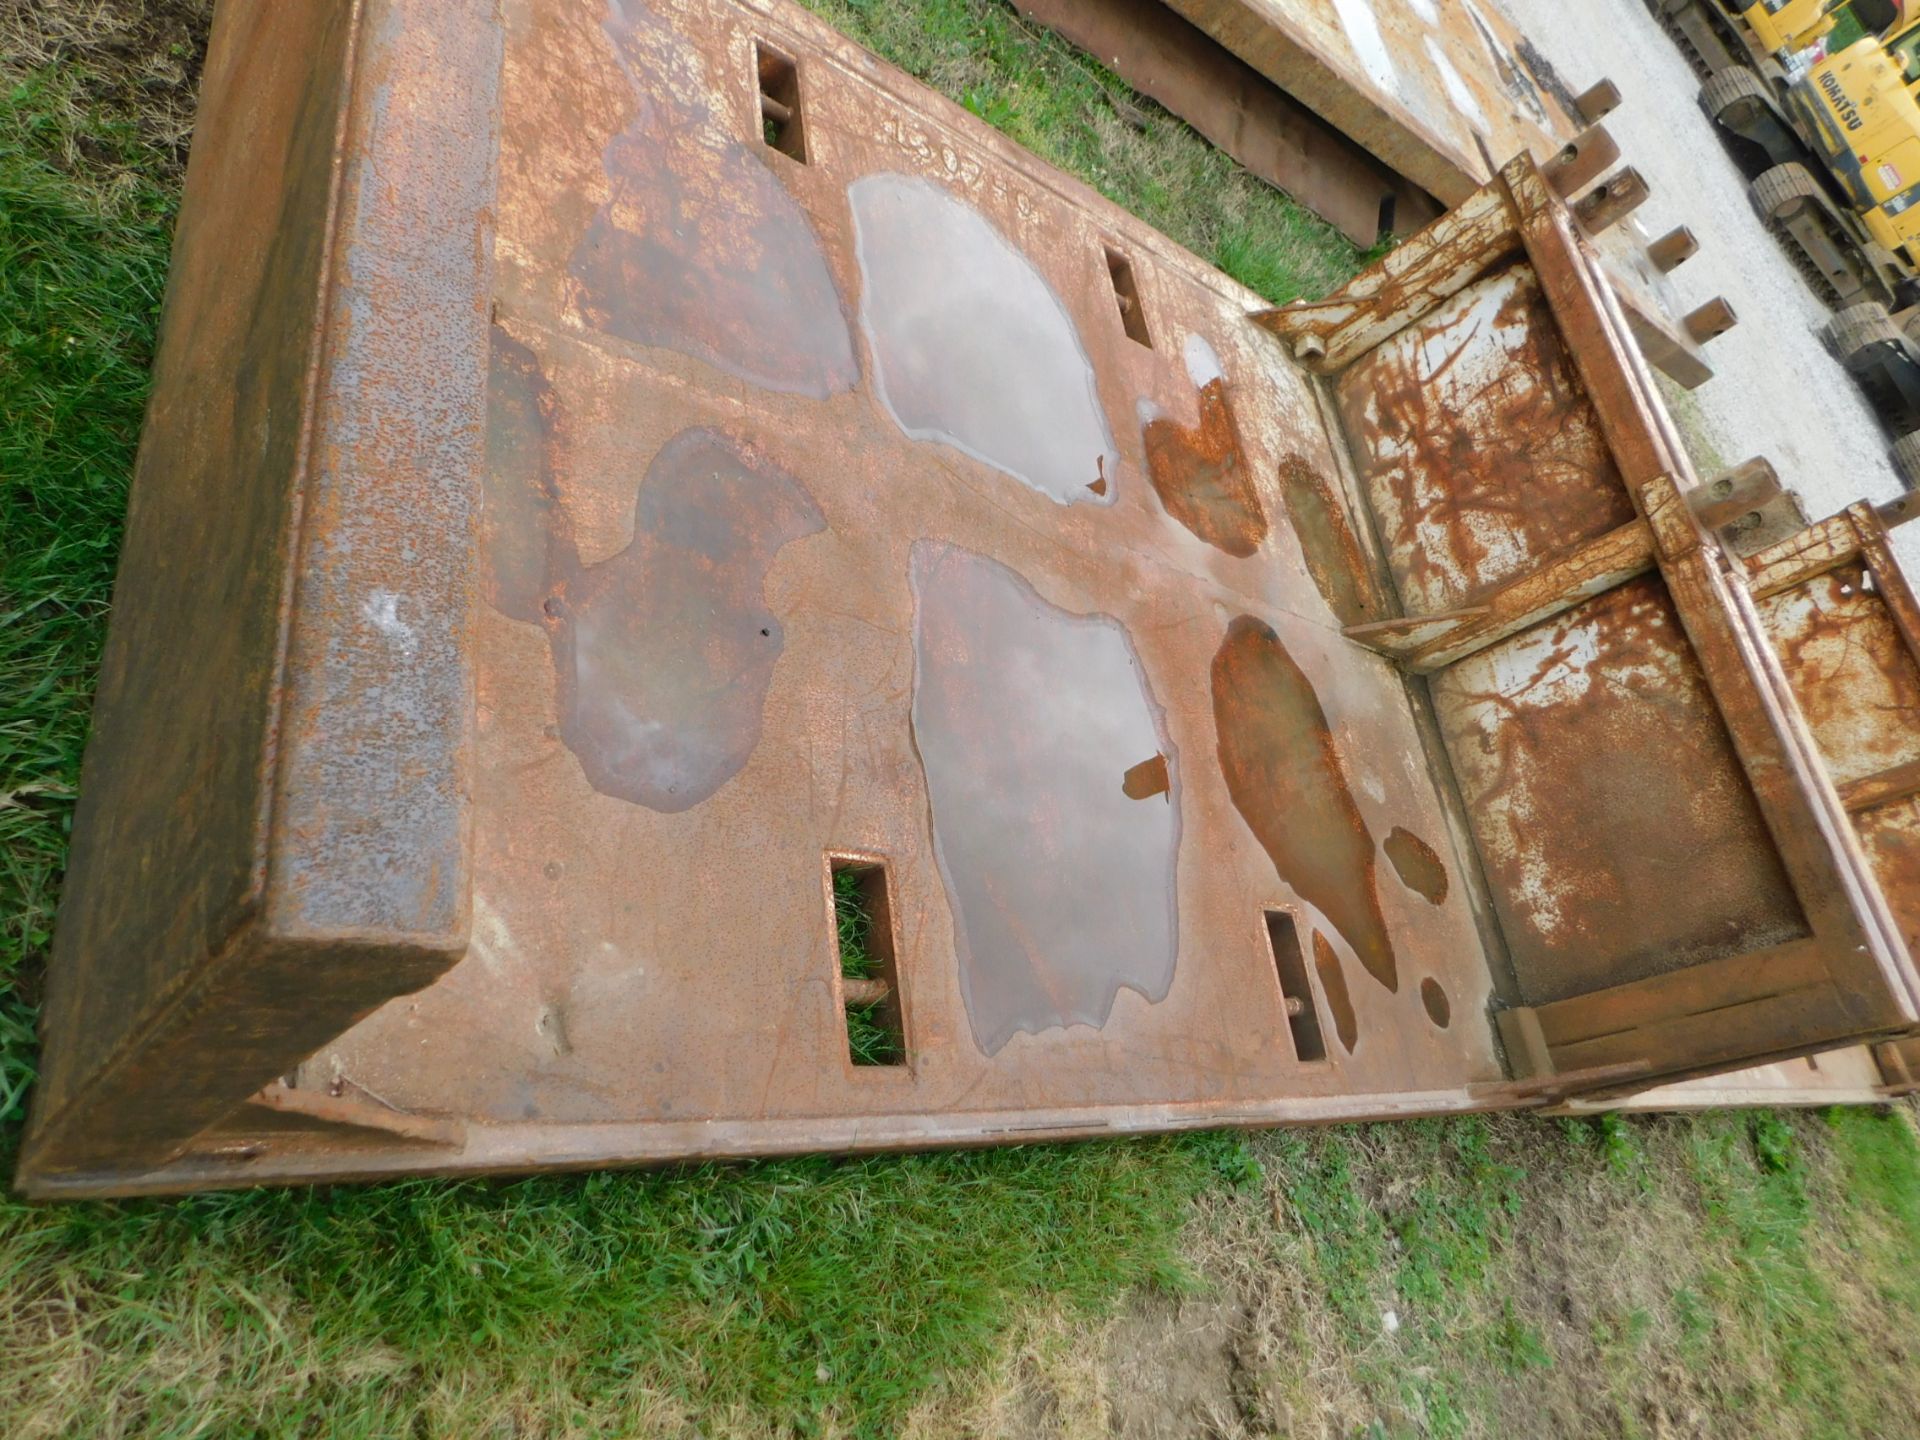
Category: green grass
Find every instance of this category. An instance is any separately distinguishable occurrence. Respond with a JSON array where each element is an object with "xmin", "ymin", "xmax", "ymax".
[
  {"xmin": 7, "ymin": 3, "xmax": 1920, "ymax": 1437},
  {"xmin": 832, "ymin": 868, "xmax": 903, "ymax": 1067},
  {"xmin": 0, "ymin": 66, "xmax": 175, "ymax": 1131},
  {"xmin": 1237, "ymin": 1110, "xmax": 1920, "ymax": 1439},
  {"xmin": 2, "ymin": 1141, "xmax": 1217, "ymax": 1435},
  {"xmin": 800, "ymin": 0, "xmax": 1365, "ymax": 303}
]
